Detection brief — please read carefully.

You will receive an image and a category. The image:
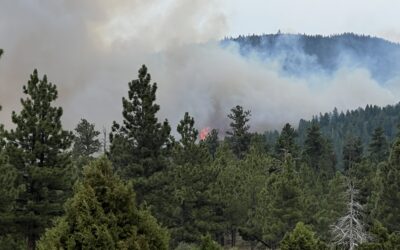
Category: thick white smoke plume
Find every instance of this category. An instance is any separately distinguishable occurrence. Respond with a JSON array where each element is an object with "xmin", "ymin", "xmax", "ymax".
[{"xmin": 0, "ymin": 1, "xmax": 398, "ymax": 133}]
